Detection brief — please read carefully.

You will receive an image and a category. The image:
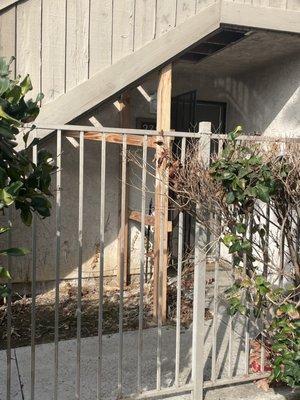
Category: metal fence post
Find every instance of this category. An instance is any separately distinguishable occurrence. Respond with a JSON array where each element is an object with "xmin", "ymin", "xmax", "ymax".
[
  {"xmin": 192, "ymin": 218, "xmax": 206, "ymax": 400},
  {"xmin": 192, "ymin": 122, "xmax": 211, "ymax": 400}
]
